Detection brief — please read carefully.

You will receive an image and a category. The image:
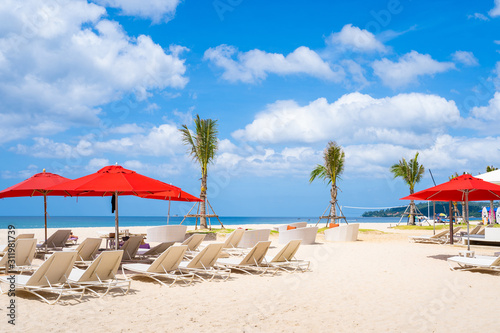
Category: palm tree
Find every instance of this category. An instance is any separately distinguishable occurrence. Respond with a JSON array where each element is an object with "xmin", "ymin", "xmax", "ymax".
[
  {"xmin": 179, "ymin": 115, "xmax": 219, "ymax": 229},
  {"xmin": 309, "ymin": 141, "xmax": 345, "ymax": 224},
  {"xmin": 391, "ymin": 152, "xmax": 425, "ymax": 225}
]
